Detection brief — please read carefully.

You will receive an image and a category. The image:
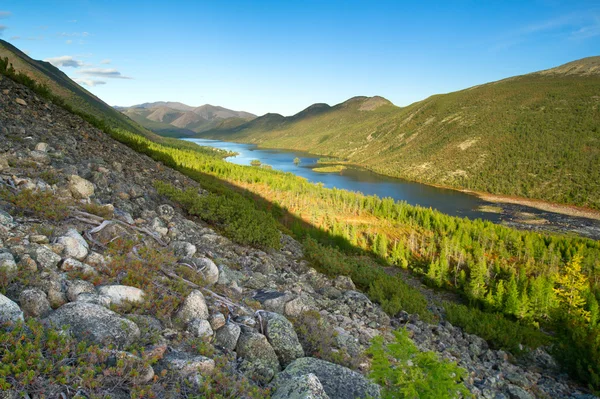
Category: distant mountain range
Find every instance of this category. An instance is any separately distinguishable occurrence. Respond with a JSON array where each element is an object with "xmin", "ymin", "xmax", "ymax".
[
  {"xmin": 115, "ymin": 102, "xmax": 256, "ymax": 137},
  {"xmin": 199, "ymin": 57, "xmax": 600, "ymax": 210}
]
